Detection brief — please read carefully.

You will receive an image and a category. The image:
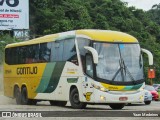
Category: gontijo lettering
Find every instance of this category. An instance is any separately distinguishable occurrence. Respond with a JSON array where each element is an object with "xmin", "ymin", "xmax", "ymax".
[{"xmin": 17, "ymin": 67, "xmax": 38, "ymax": 75}]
